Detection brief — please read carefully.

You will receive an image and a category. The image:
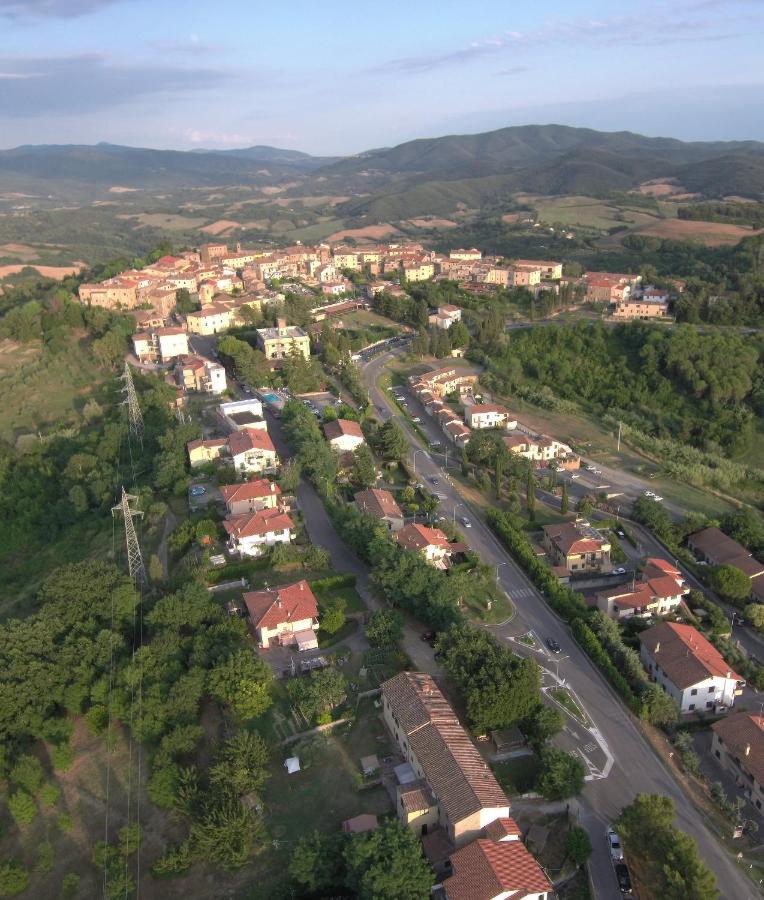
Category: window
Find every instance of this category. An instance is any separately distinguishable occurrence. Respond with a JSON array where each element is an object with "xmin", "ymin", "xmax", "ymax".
[
  {"xmin": 708, "ymin": 686, "xmax": 715, "ymax": 693},
  {"xmin": 689, "ymin": 703, "xmax": 696, "ymax": 711},
  {"xmin": 691, "ymin": 689, "xmax": 698, "ymax": 696},
  {"xmin": 715, "ymin": 750, "xmax": 721, "ymax": 759},
  {"xmin": 706, "ymin": 702, "xmax": 713, "ymax": 709}
]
